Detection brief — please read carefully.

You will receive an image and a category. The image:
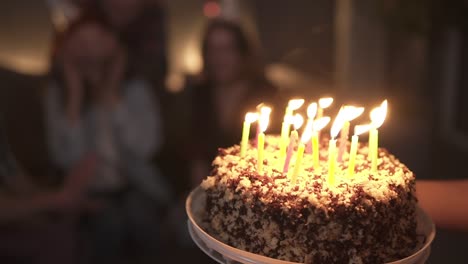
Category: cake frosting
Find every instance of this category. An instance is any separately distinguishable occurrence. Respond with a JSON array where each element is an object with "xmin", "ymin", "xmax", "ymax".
[{"xmin": 200, "ymin": 135, "xmax": 418, "ymax": 263}]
